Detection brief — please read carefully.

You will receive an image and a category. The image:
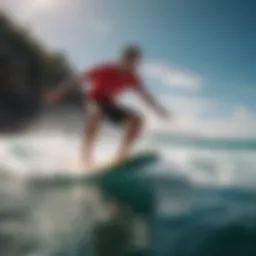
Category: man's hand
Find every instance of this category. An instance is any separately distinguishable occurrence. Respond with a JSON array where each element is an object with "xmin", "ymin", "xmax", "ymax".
[
  {"xmin": 137, "ymin": 86, "xmax": 171, "ymax": 120},
  {"xmin": 43, "ymin": 90, "xmax": 63, "ymax": 106},
  {"xmin": 158, "ymin": 107, "xmax": 170, "ymax": 120},
  {"xmin": 43, "ymin": 75, "xmax": 82, "ymax": 106}
]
